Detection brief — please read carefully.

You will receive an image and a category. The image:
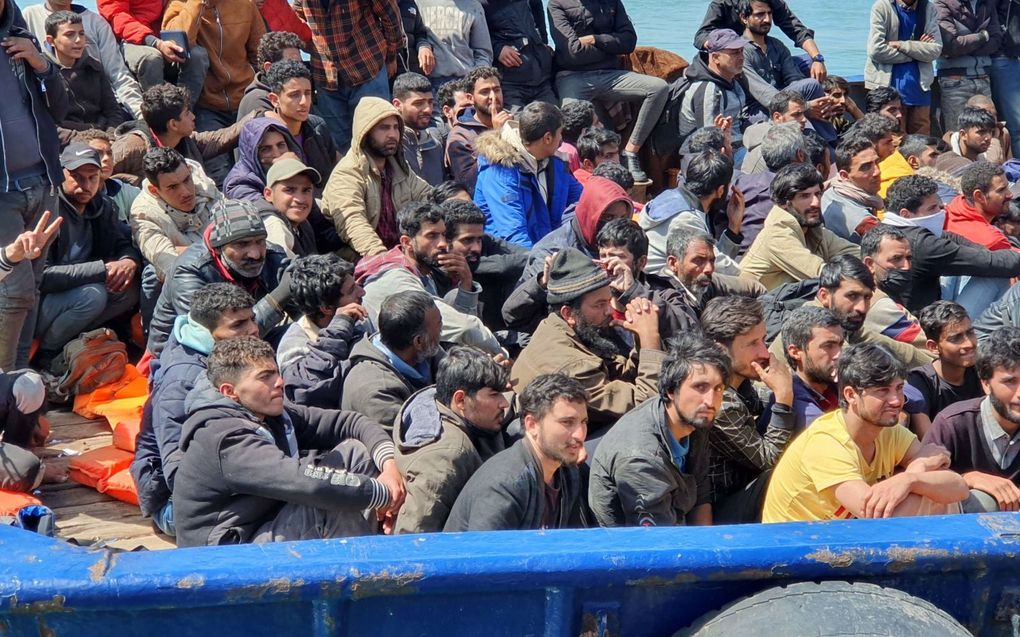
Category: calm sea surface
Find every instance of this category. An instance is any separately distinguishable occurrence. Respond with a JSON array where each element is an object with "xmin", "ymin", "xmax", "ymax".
[
  {"xmin": 622, "ymin": 0, "xmax": 872, "ymax": 78},
  {"xmin": 28, "ymin": 0, "xmax": 872, "ymax": 77}
]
